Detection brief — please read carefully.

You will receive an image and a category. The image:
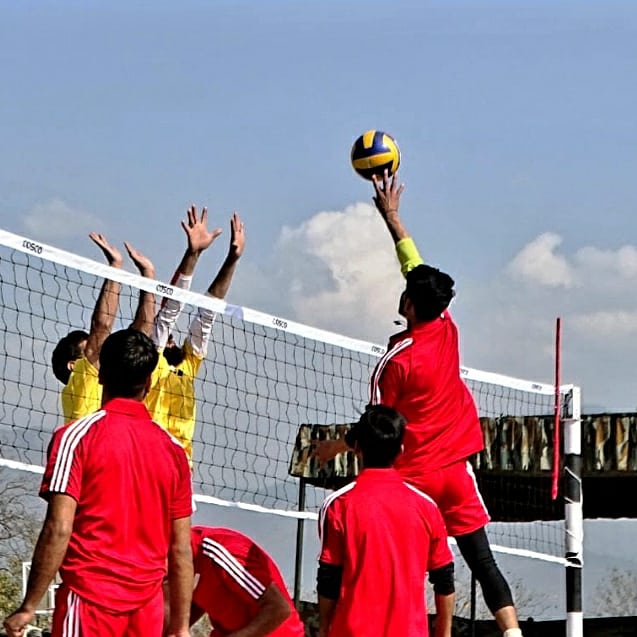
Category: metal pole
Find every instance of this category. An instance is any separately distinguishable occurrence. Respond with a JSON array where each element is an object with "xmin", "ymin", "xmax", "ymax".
[
  {"xmin": 564, "ymin": 386, "xmax": 583, "ymax": 637},
  {"xmin": 293, "ymin": 477, "xmax": 307, "ymax": 607}
]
